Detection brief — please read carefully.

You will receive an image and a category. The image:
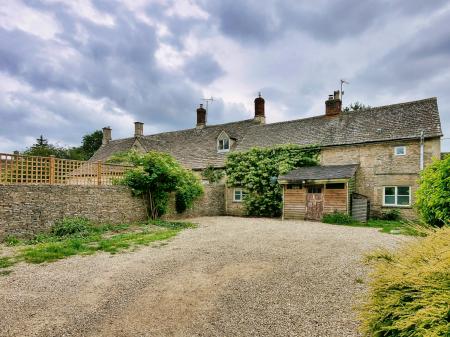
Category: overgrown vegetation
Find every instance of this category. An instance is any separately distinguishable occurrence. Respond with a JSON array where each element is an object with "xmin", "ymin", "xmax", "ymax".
[
  {"xmin": 226, "ymin": 145, "xmax": 319, "ymax": 217},
  {"xmin": 322, "ymin": 211, "xmax": 356, "ymax": 225},
  {"xmin": 416, "ymin": 156, "xmax": 450, "ymax": 227},
  {"xmin": 112, "ymin": 151, "xmax": 204, "ymax": 219},
  {"xmin": 0, "ymin": 217, "xmax": 195, "ymax": 269},
  {"xmin": 201, "ymin": 165, "xmax": 225, "ymax": 184},
  {"xmin": 378, "ymin": 209, "xmax": 402, "ymax": 221},
  {"xmin": 360, "ymin": 227, "xmax": 450, "ymax": 336}
]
